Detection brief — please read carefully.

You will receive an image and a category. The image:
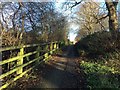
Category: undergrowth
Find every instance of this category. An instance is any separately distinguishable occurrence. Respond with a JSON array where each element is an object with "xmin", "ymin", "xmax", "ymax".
[
  {"xmin": 80, "ymin": 61, "xmax": 120, "ymax": 88},
  {"xmin": 75, "ymin": 31, "xmax": 120, "ymax": 89}
]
